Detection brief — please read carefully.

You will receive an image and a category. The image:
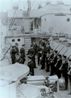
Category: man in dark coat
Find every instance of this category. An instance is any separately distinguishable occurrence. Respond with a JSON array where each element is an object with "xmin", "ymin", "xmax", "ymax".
[
  {"xmin": 19, "ymin": 45, "xmax": 25, "ymax": 64},
  {"xmin": 37, "ymin": 46, "xmax": 42, "ymax": 65},
  {"xmin": 50, "ymin": 55, "xmax": 58, "ymax": 75},
  {"xmin": 68, "ymin": 58, "xmax": 71, "ymax": 94},
  {"xmin": 50, "ymin": 51, "xmax": 58, "ymax": 75},
  {"xmin": 28, "ymin": 58, "xmax": 35, "ymax": 75},
  {"xmin": 61, "ymin": 56, "xmax": 68, "ymax": 90},
  {"xmin": 45, "ymin": 51, "xmax": 54, "ymax": 72},
  {"xmin": 45, "ymin": 53, "xmax": 50, "ymax": 72},
  {"xmin": 55, "ymin": 55, "xmax": 62, "ymax": 78},
  {"xmin": 15, "ymin": 43, "xmax": 19, "ymax": 55},
  {"xmin": 68, "ymin": 67, "xmax": 71, "ymax": 94},
  {"xmin": 10, "ymin": 46, "xmax": 17, "ymax": 64},
  {"xmin": 41, "ymin": 46, "xmax": 47, "ymax": 69},
  {"xmin": 27, "ymin": 45, "xmax": 36, "ymax": 68},
  {"xmin": 33, "ymin": 42, "xmax": 38, "ymax": 55}
]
